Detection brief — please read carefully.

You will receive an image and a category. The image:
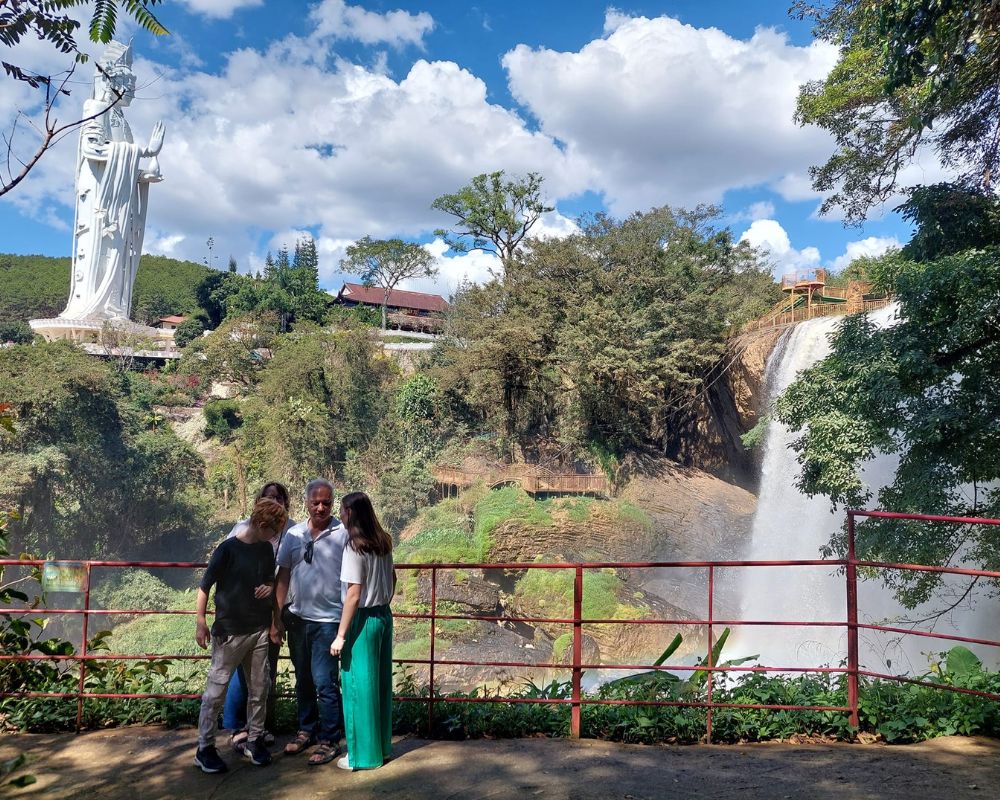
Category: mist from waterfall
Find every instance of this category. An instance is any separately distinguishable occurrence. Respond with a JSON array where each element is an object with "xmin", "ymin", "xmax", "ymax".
[{"xmin": 731, "ymin": 305, "xmax": 1000, "ymax": 674}]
